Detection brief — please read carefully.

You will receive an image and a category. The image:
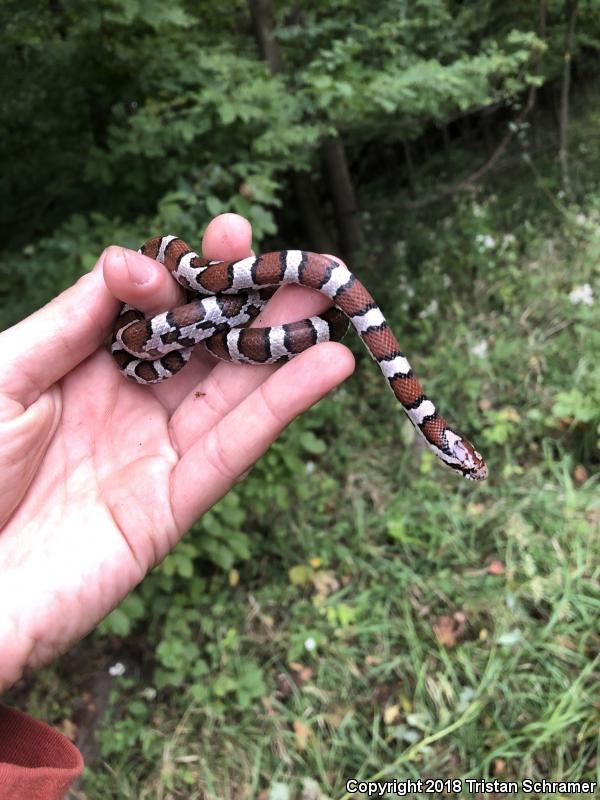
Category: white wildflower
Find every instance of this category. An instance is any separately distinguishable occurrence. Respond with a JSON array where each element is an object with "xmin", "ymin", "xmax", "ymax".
[
  {"xmin": 418, "ymin": 299, "xmax": 438, "ymax": 319},
  {"xmin": 305, "ymin": 461, "xmax": 315, "ymax": 474},
  {"xmin": 108, "ymin": 662, "xmax": 126, "ymax": 677},
  {"xmin": 475, "ymin": 234, "xmax": 496, "ymax": 251},
  {"xmin": 568, "ymin": 283, "xmax": 594, "ymax": 306},
  {"xmin": 575, "ymin": 213, "xmax": 588, "ymax": 227},
  {"xmin": 502, "ymin": 234, "xmax": 516, "ymax": 247},
  {"xmin": 304, "ymin": 637, "xmax": 317, "ymax": 652},
  {"xmin": 442, "ymin": 274, "xmax": 452, "ymax": 288},
  {"xmin": 470, "ymin": 340, "xmax": 488, "ymax": 358}
]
